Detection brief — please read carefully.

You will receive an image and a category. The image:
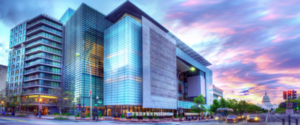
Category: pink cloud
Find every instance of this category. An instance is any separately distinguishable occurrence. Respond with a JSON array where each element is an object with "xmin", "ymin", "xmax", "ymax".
[
  {"xmin": 180, "ymin": 0, "xmax": 223, "ymax": 6},
  {"xmin": 261, "ymin": 14, "xmax": 279, "ymax": 21},
  {"xmin": 277, "ymin": 77, "xmax": 300, "ymax": 86},
  {"xmin": 165, "ymin": 12, "xmax": 188, "ymax": 19},
  {"xmin": 254, "ymin": 55, "xmax": 274, "ymax": 69}
]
